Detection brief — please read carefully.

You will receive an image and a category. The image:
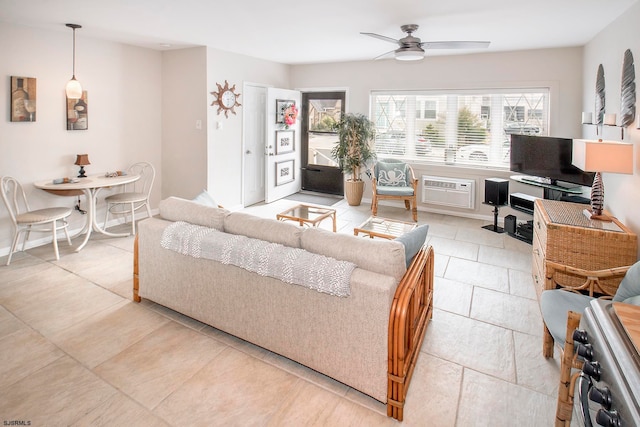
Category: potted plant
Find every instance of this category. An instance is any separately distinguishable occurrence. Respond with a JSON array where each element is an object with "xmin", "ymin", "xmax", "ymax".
[{"xmin": 331, "ymin": 113, "xmax": 377, "ymax": 206}]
